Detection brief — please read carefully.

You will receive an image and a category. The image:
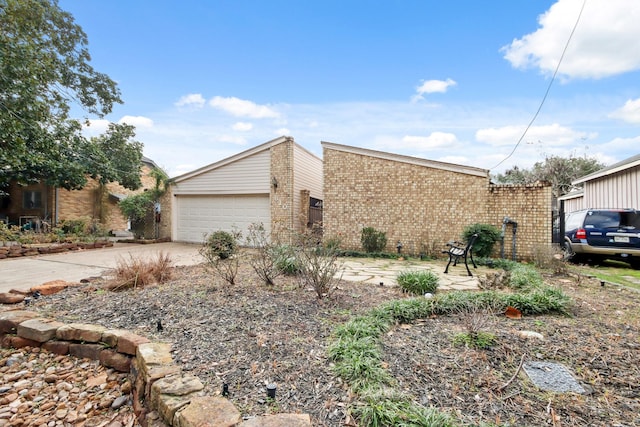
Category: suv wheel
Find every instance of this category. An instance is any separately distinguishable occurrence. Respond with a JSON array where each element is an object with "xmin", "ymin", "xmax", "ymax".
[
  {"xmin": 563, "ymin": 241, "xmax": 581, "ymax": 263},
  {"xmin": 630, "ymin": 258, "xmax": 640, "ymax": 270}
]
